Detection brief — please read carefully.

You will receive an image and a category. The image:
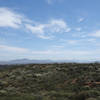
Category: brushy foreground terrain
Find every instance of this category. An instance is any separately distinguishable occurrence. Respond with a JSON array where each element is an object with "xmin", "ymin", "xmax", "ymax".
[{"xmin": 0, "ymin": 63, "xmax": 100, "ymax": 100}]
